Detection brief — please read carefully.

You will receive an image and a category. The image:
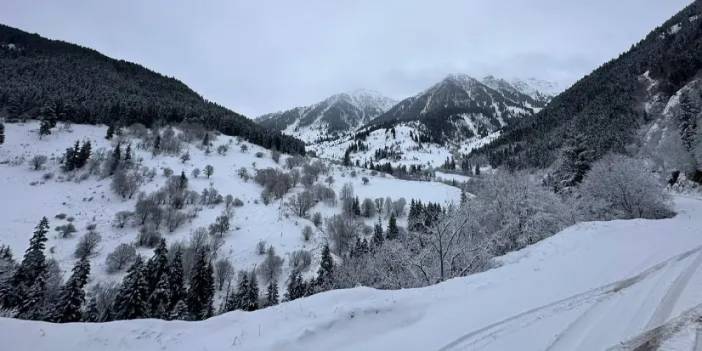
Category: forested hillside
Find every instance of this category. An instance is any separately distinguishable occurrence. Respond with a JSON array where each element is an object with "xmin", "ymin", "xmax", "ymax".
[
  {"xmin": 476, "ymin": 1, "xmax": 702, "ymax": 176},
  {"xmin": 0, "ymin": 24, "xmax": 305, "ymax": 154}
]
